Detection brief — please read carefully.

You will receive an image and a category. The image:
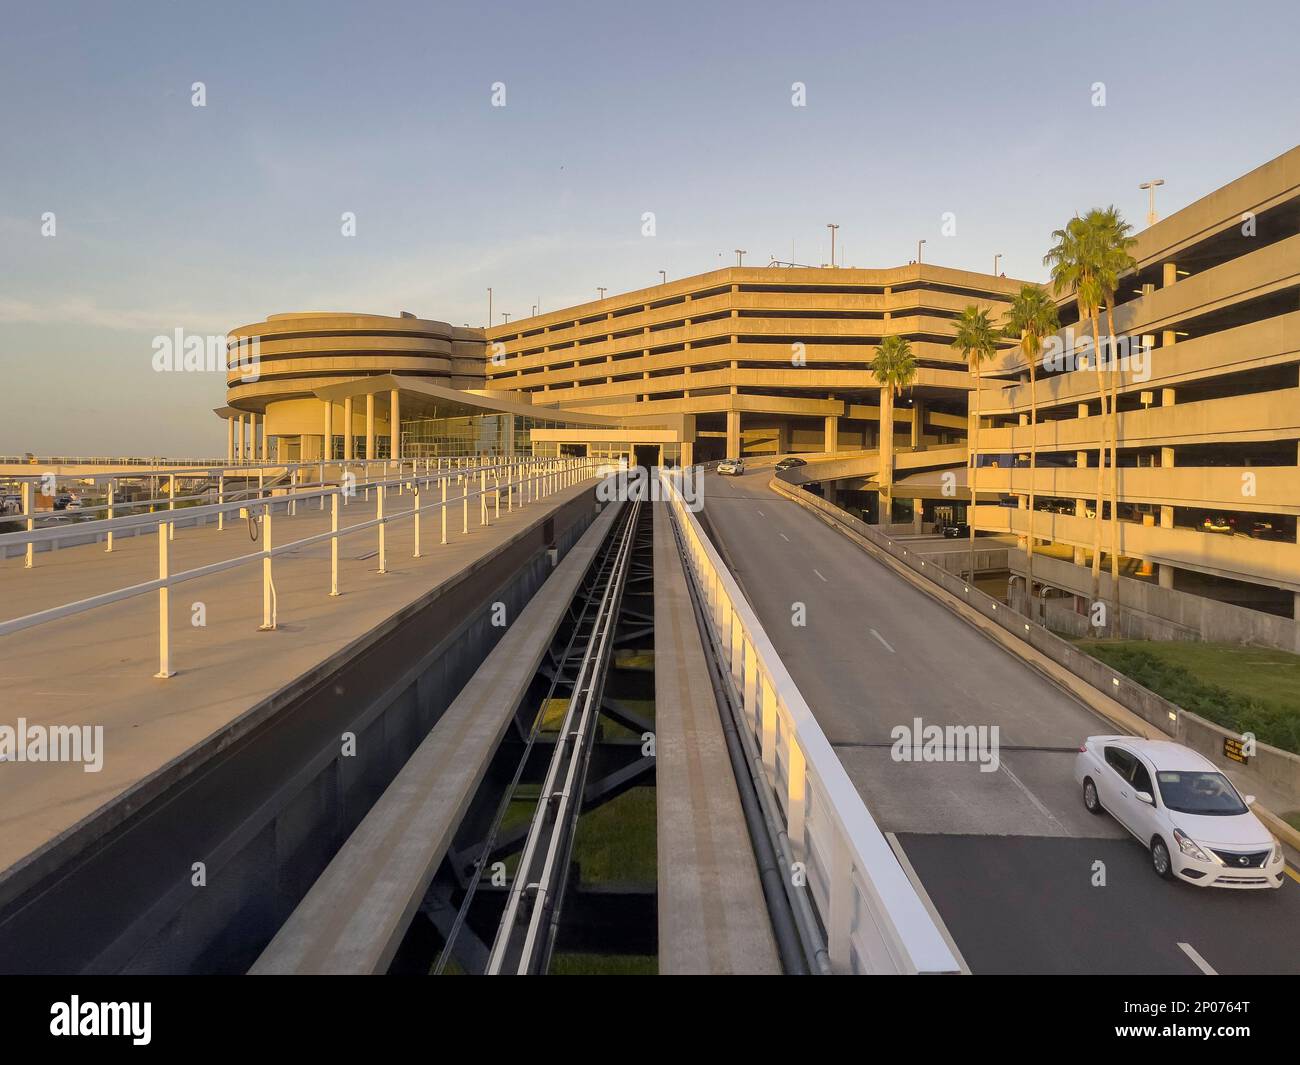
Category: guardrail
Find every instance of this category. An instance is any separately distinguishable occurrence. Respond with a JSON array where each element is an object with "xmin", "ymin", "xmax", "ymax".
[
  {"xmin": 659, "ymin": 468, "xmax": 961, "ymax": 975},
  {"xmin": 0, "ymin": 456, "xmax": 596, "ymax": 680}
]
